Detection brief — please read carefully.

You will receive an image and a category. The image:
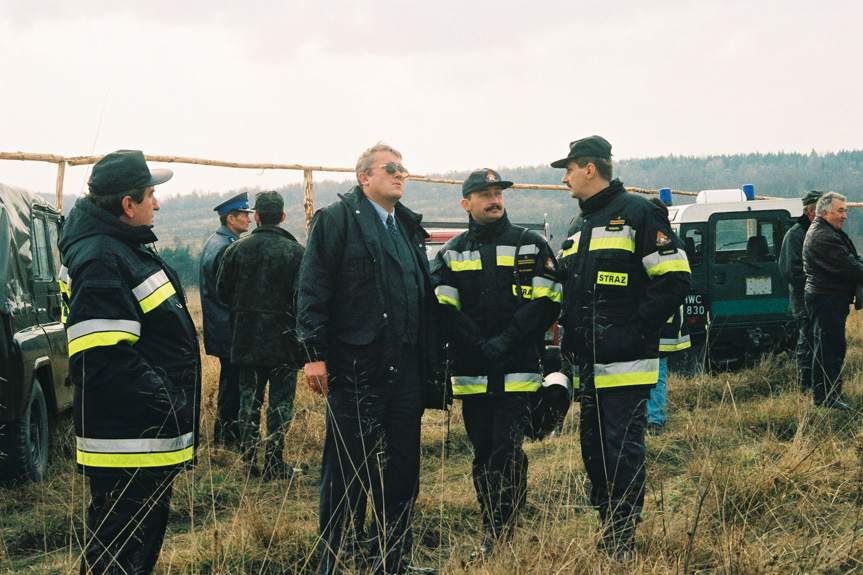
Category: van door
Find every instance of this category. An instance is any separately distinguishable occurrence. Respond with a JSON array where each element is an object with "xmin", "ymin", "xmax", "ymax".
[
  {"xmin": 30, "ymin": 210, "xmax": 72, "ymax": 411},
  {"xmin": 705, "ymin": 209, "xmax": 794, "ymax": 357}
]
